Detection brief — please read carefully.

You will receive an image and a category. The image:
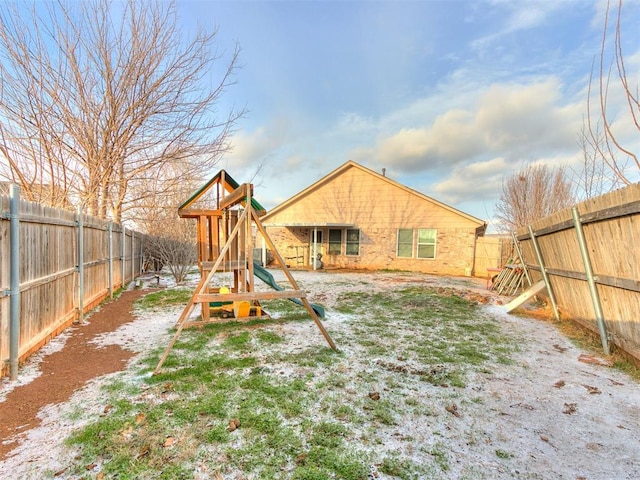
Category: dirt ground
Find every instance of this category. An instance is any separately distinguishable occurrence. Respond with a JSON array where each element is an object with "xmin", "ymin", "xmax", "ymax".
[
  {"xmin": 1, "ymin": 270, "xmax": 639, "ymax": 479},
  {"xmin": 0, "ymin": 289, "xmax": 147, "ymax": 460}
]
